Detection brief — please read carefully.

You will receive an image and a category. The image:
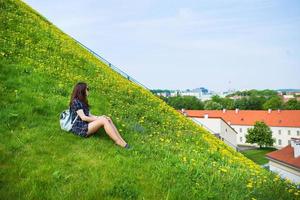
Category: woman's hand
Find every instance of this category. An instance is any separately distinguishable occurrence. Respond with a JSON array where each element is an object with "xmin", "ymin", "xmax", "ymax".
[{"xmin": 98, "ymin": 115, "xmax": 112, "ymax": 122}]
